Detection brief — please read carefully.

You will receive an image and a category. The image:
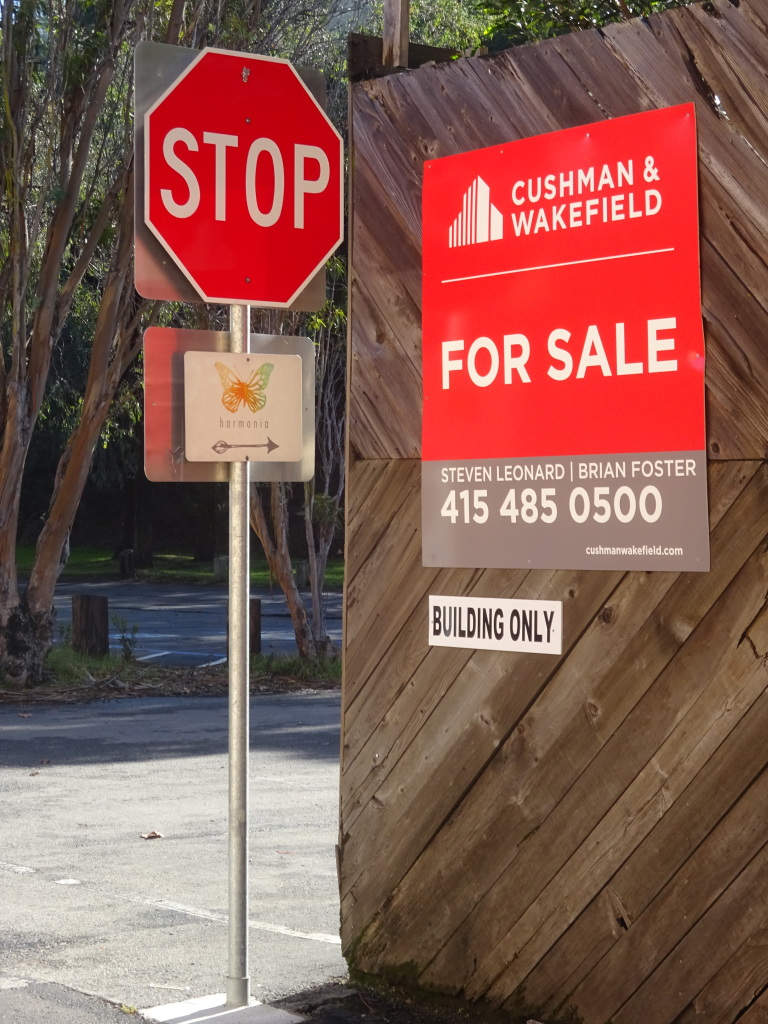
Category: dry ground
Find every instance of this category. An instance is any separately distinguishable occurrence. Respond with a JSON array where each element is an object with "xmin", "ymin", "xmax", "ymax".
[
  {"xmin": 275, "ymin": 982, "xmax": 550, "ymax": 1024},
  {"xmin": 0, "ymin": 664, "xmax": 340, "ymax": 706}
]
